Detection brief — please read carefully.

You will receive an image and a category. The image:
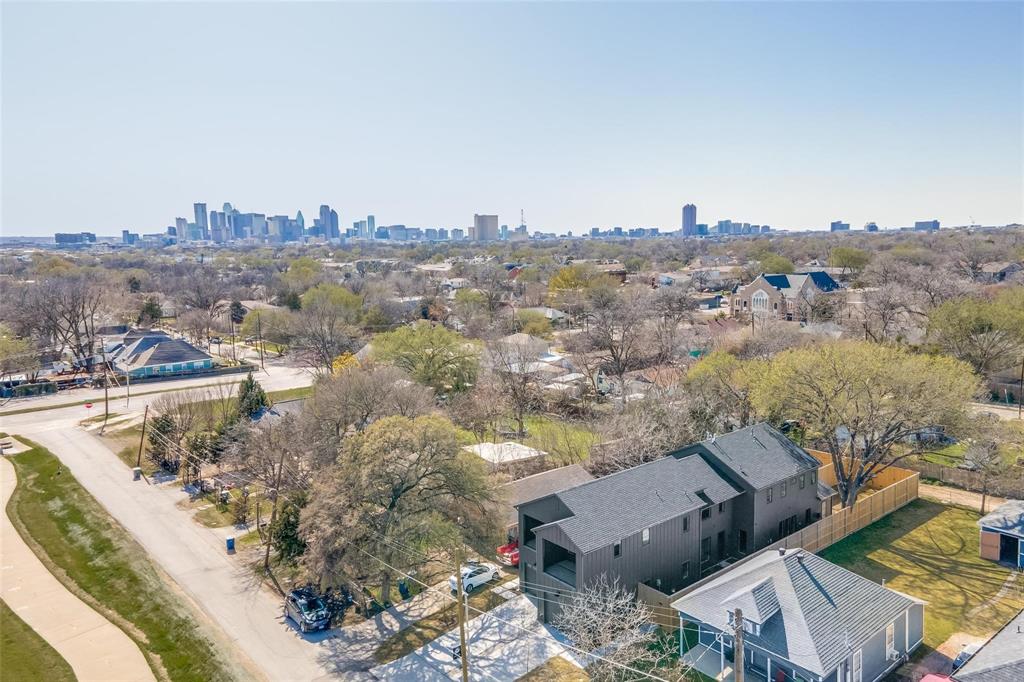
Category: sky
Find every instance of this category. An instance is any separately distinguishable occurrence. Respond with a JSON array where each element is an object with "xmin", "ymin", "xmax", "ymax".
[{"xmin": 2, "ymin": 1, "xmax": 1022, "ymax": 236}]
